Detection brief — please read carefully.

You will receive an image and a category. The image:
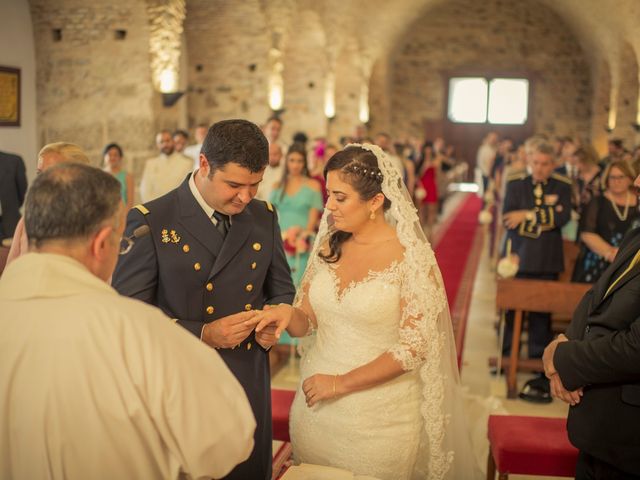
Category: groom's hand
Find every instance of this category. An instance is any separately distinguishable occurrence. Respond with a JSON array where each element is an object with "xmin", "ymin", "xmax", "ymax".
[{"xmin": 202, "ymin": 311, "xmax": 260, "ymax": 349}]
